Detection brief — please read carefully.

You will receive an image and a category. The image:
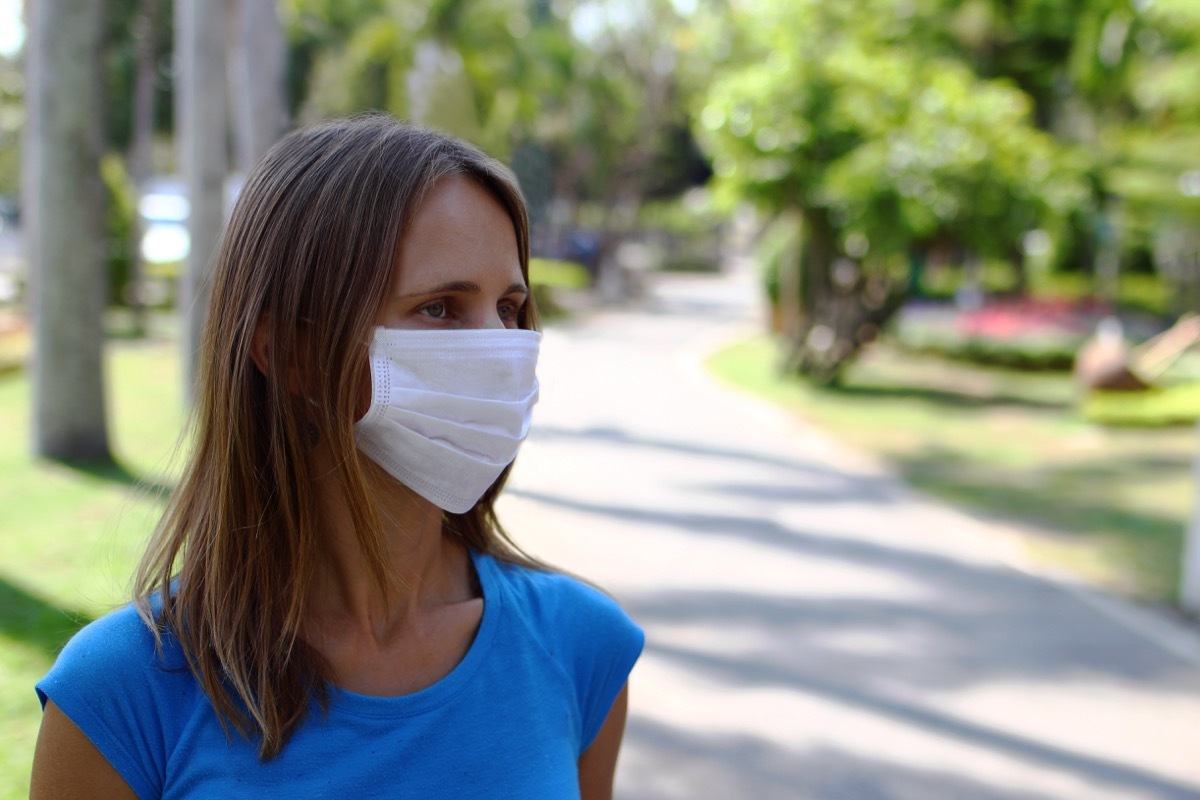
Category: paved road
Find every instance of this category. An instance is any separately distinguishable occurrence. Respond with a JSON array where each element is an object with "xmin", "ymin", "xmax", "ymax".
[{"xmin": 498, "ymin": 270, "xmax": 1200, "ymax": 800}]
